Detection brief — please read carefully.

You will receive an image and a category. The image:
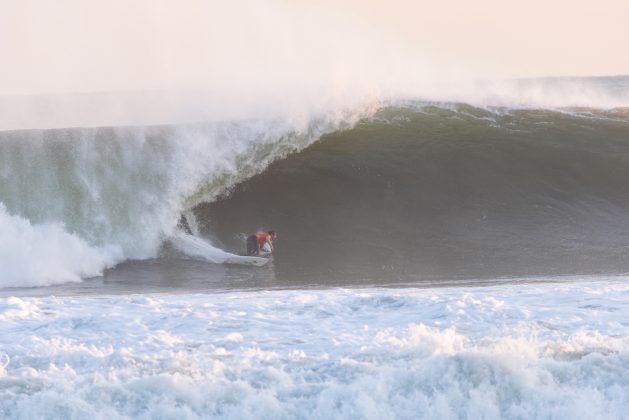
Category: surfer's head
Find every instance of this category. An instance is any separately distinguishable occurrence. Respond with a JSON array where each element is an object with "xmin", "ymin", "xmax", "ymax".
[{"xmin": 267, "ymin": 230, "xmax": 277, "ymax": 239}]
